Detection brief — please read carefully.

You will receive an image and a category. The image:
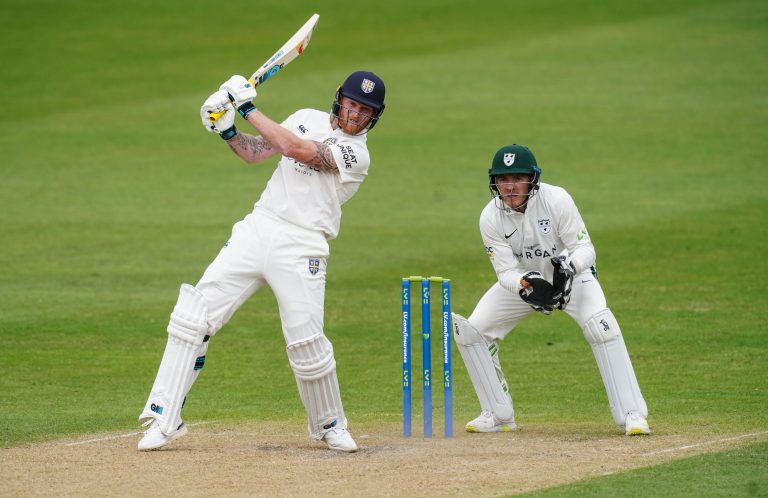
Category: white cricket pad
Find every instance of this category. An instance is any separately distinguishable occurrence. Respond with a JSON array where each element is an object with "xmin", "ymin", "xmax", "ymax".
[
  {"xmin": 452, "ymin": 313, "xmax": 514, "ymax": 422},
  {"xmin": 583, "ymin": 308, "xmax": 648, "ymax": 425},
  {"xmin": 139, "ymin": 284, "xmax": 209, "ymax": 435},
  {"xmin": 287, "ymin": 333, "xmax": 346, "ymax": 439}
]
